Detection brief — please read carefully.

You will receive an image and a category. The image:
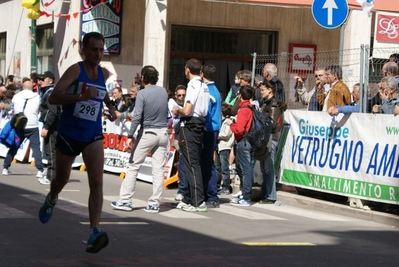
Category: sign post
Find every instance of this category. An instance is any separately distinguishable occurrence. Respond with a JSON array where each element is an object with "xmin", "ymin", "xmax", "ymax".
[{"xmin": 311, "ymin": 0, "xmax": 349, "ymax": 29}]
